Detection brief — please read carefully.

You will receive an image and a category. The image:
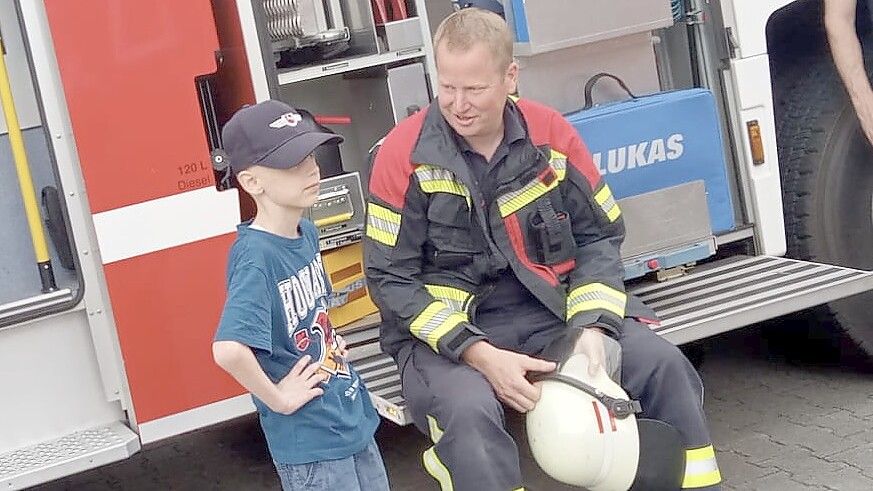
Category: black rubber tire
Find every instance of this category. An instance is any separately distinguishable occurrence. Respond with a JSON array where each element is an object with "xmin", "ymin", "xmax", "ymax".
[{"xmin": 773, "ymin": 49, "xmax": 873, "ymax": 355}]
